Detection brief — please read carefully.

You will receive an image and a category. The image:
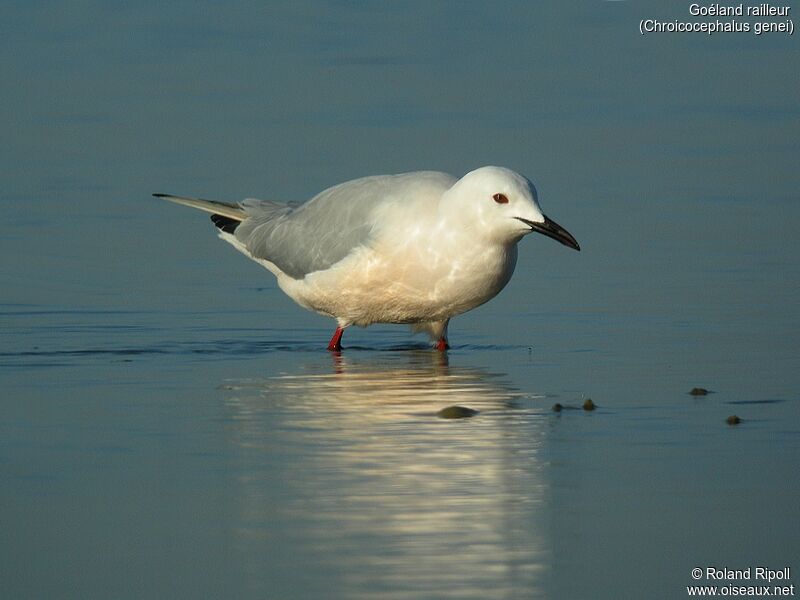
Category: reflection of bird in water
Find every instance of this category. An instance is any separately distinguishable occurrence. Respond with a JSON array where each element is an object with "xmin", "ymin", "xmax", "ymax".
[
  {"xmin": 156, "ymin": 166, "xmax": 579, "ymax": 351},
  {"xmin": 226, "ymin": 350, "xmax": 529, "ymax": 421},
  {"xmin": 221, "ymin": 353, "xmax": 550, "ymax": 598}
]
